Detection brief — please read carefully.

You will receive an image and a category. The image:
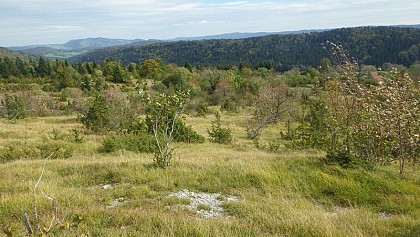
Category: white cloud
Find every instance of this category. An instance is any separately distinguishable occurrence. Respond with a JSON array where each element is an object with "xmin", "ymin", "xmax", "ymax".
[{"xmin": 37, "ymin": 25, "xmax": 86, "ymax": 32}]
